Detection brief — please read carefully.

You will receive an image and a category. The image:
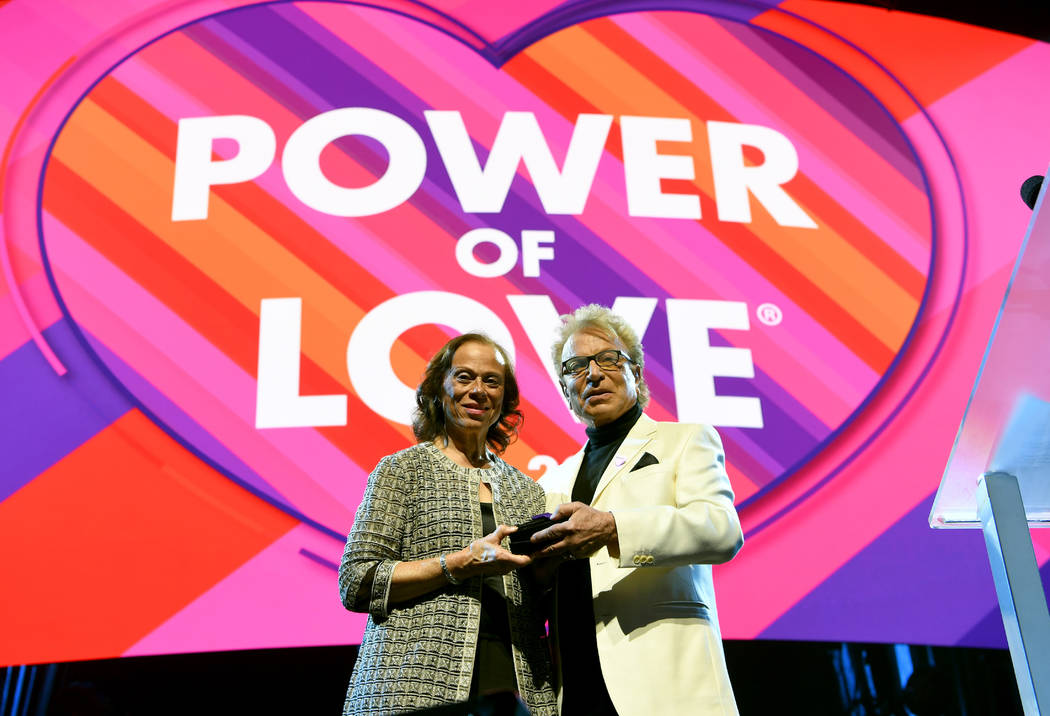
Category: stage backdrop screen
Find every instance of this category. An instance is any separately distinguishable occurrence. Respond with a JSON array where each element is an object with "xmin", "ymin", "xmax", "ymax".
[{"xmin": 2, "ymin": 0, "xmax": 1049, "ymax": 664}]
